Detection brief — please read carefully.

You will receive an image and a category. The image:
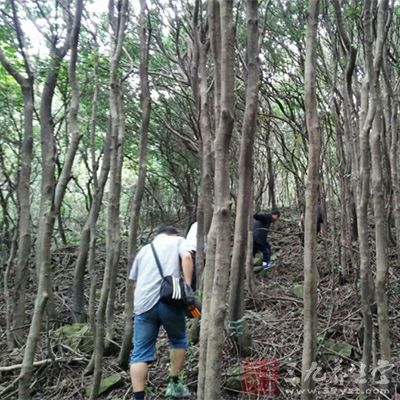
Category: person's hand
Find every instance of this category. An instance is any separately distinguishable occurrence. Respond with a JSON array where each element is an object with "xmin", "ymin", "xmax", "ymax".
[
  {"xmin": 186, "ymin": 297, "xmax": 202, "ymax": 318},
  {"xmin": 183, "ymin": 282, "xmax": 195, "ymax": 305}
]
